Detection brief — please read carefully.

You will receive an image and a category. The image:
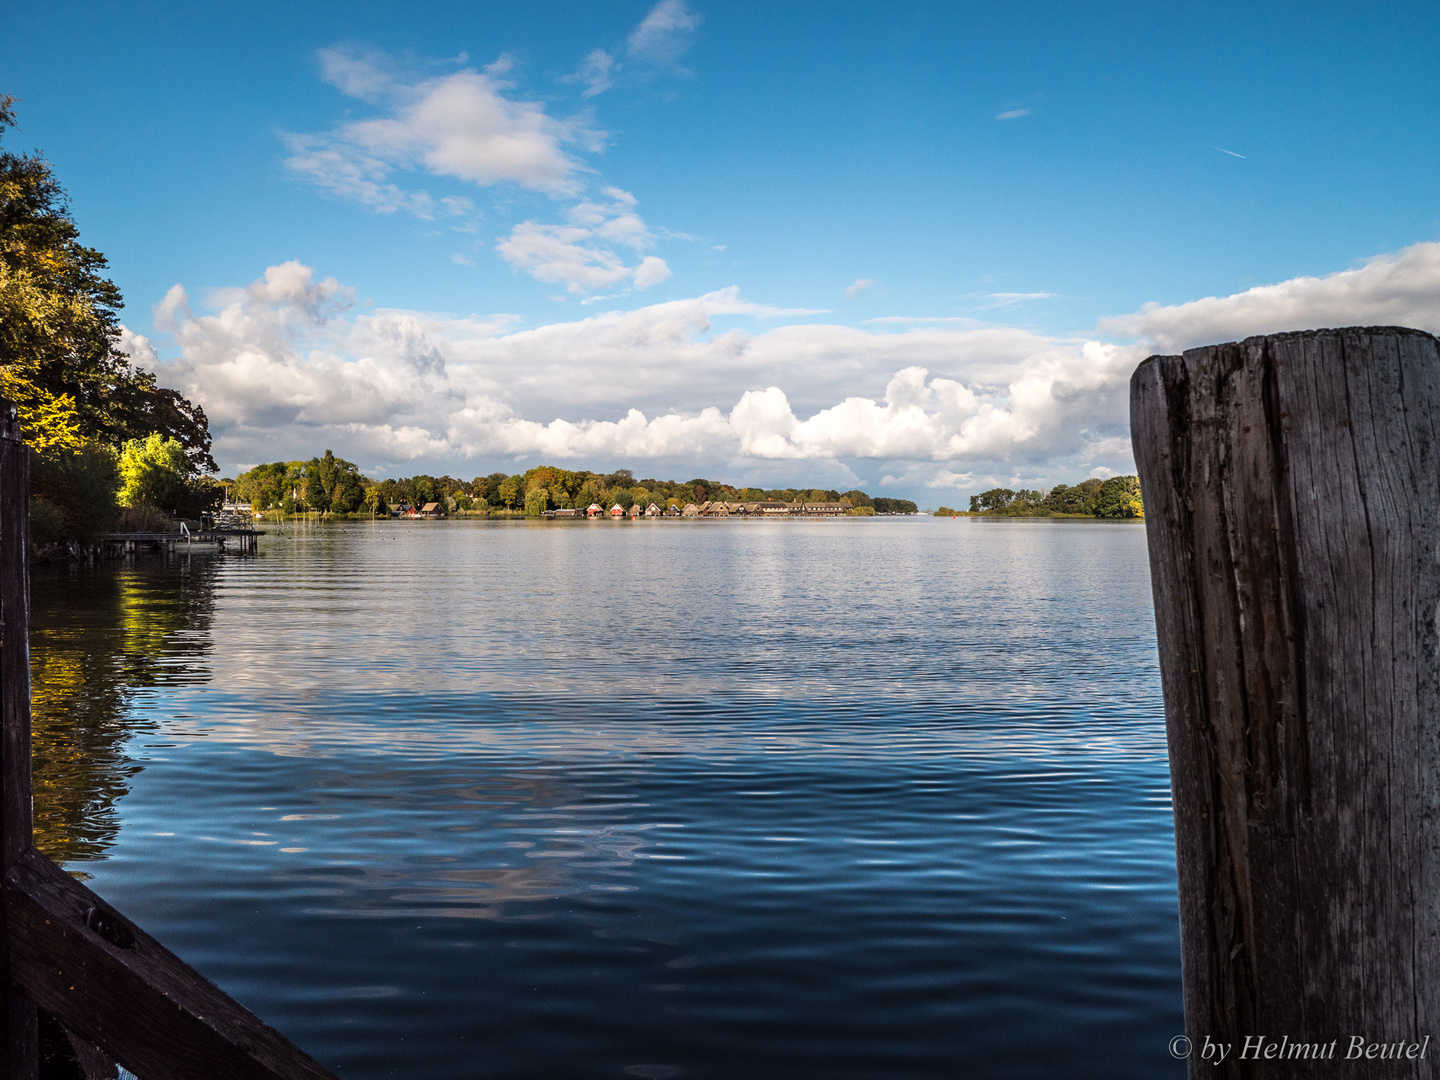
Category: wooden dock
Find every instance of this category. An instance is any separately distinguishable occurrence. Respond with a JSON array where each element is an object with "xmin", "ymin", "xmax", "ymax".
[{"xmin": 106, "ymin": 528, "xmax": 264, "ymax": 555}]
